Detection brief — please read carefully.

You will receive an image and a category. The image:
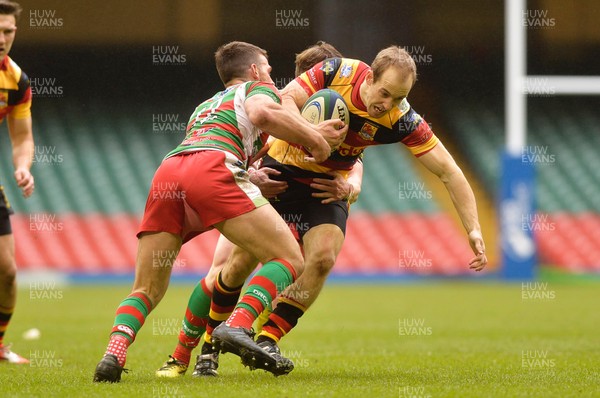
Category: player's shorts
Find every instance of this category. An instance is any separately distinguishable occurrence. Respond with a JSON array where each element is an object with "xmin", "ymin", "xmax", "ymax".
[
  {"xmin": 138, "ymin": 150, "xmax": 269, "ymax": 243},
  {"xmin": 0, "ymin": 183, "xmax": 14, "ymax": 236},
  {"xmin": 262, "ymin": 155, "xmax": 349, "ymax": 240}
]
